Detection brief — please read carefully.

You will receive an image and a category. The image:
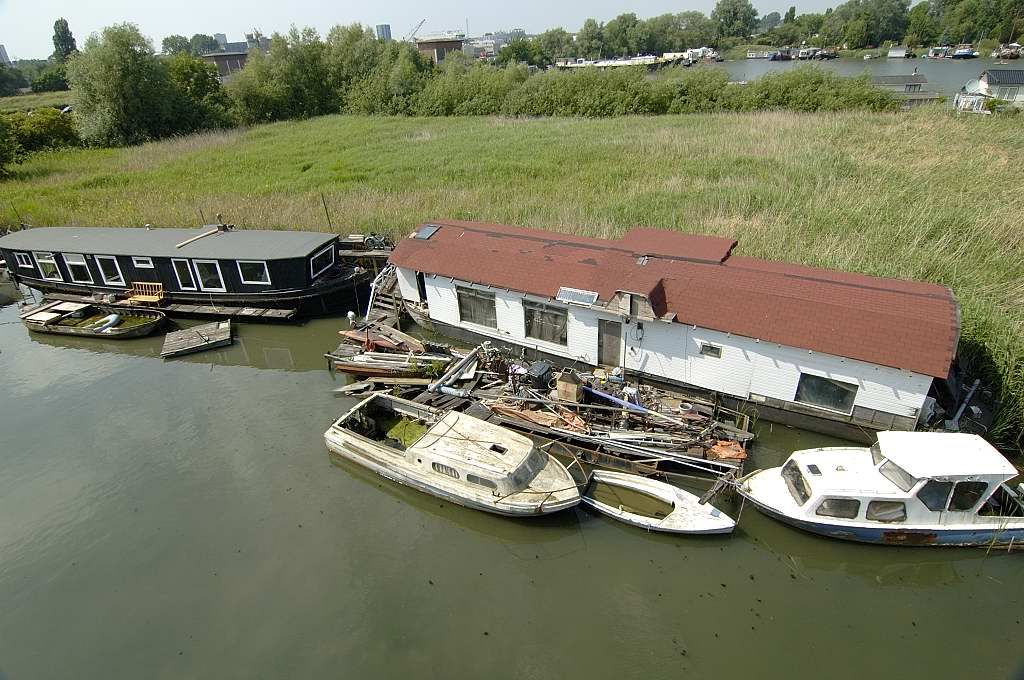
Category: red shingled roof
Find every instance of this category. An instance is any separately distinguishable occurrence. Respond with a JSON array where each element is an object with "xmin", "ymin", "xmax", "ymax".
[{"xmin": 389, "ymin": 220, "xmax": 959, "ymax": 378}]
